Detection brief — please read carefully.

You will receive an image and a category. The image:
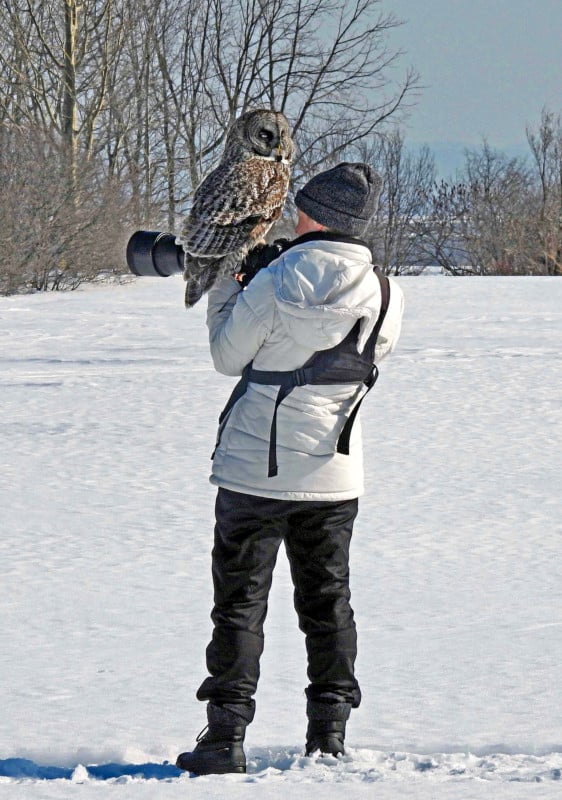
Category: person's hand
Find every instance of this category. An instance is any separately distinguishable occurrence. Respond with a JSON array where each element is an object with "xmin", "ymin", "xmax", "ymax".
[{"xmin": 233, "ymin": 239, "xmax": 291, "ymax": 288}]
